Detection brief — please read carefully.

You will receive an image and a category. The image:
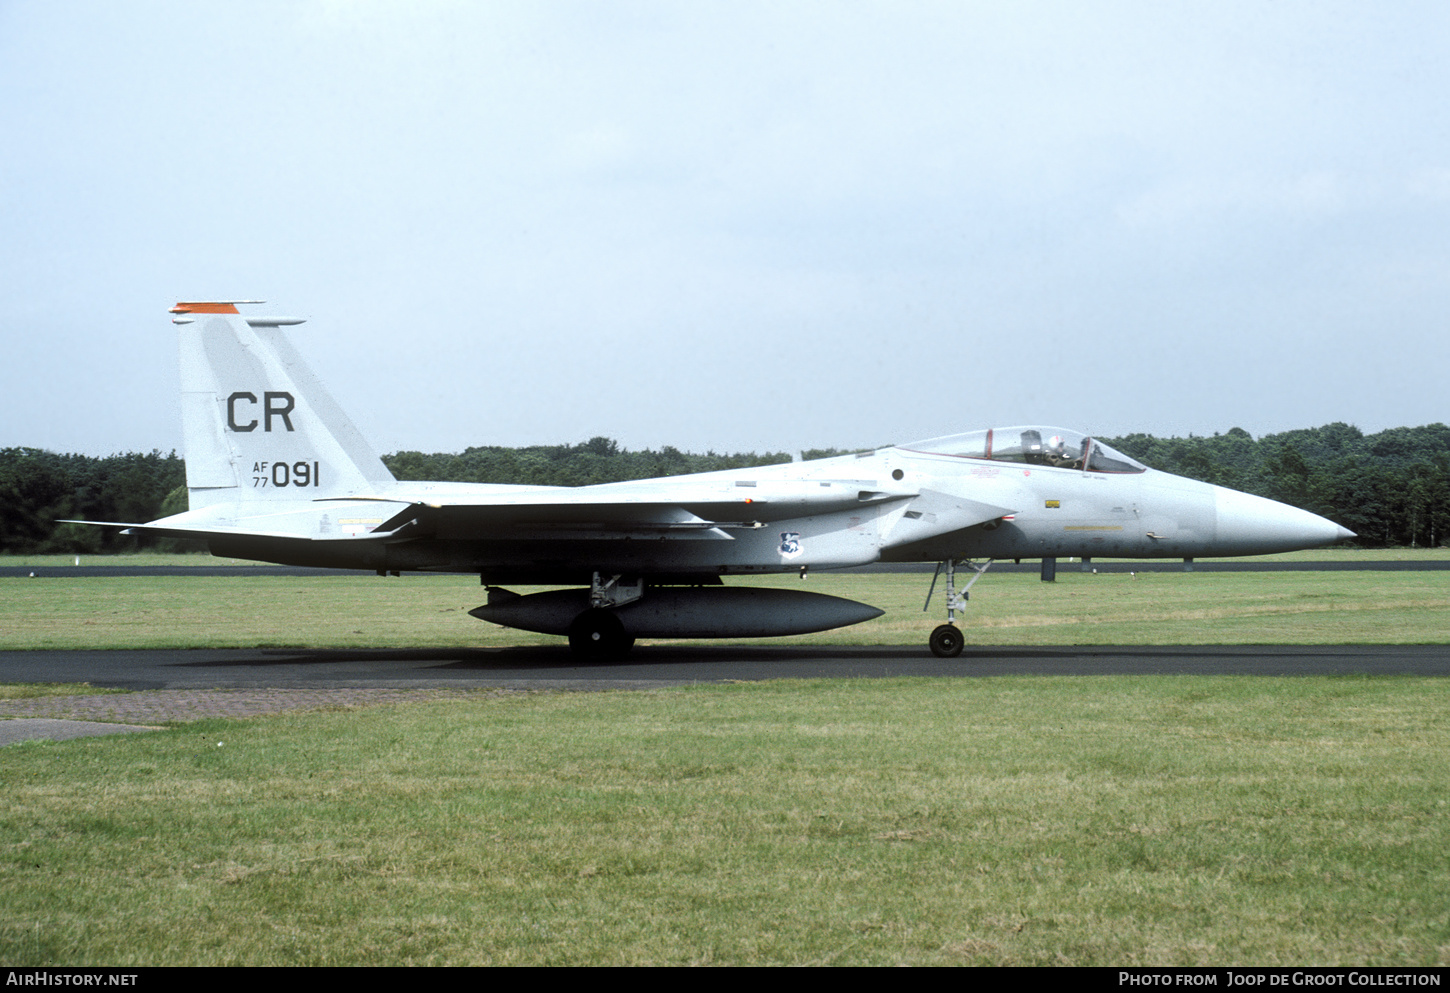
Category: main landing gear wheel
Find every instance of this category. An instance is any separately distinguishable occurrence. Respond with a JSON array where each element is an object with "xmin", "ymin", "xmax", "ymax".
[
  {"xmin": 929, "ymin": 624, "xmax": 964, "ymax": 658},
  {"xmin": 568, "ymin": 608, "xmax": 632, "ymax": 660}
]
